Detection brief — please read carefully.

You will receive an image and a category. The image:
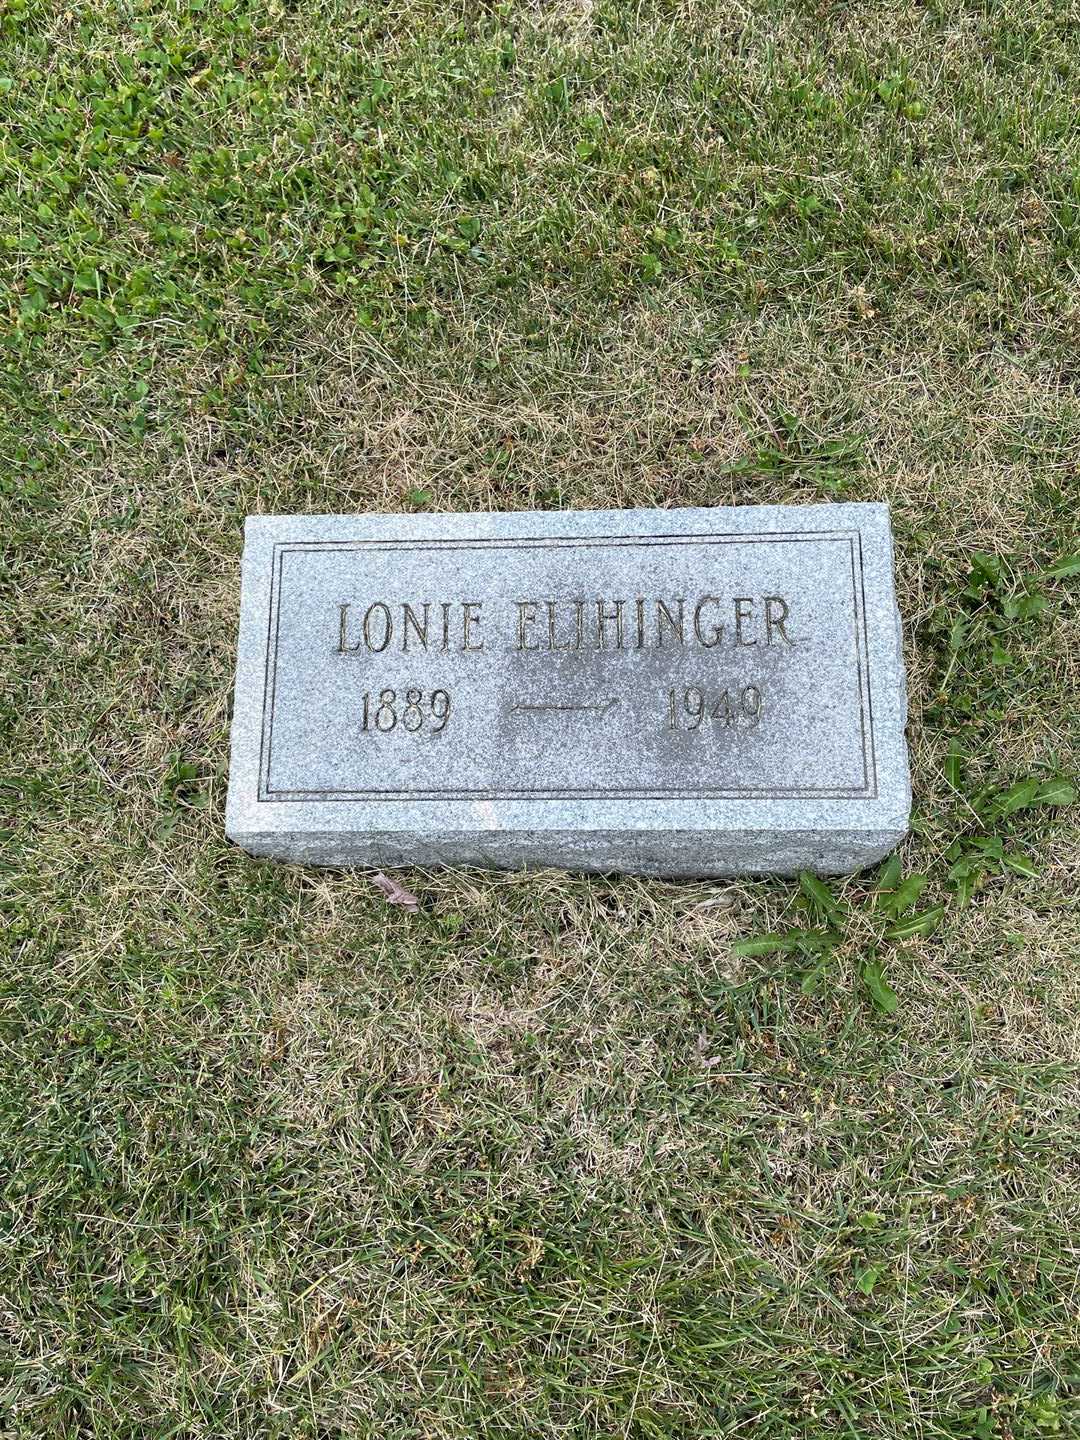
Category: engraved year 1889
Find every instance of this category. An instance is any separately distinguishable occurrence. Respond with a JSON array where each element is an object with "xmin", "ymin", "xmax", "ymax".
[
  {"xmin": 361, "ymin": 688, "xmax": 452, "ymax": 733},
  {"xmin": 668, "ymin": 685, "xmax": 762, "ymax": 730}
]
